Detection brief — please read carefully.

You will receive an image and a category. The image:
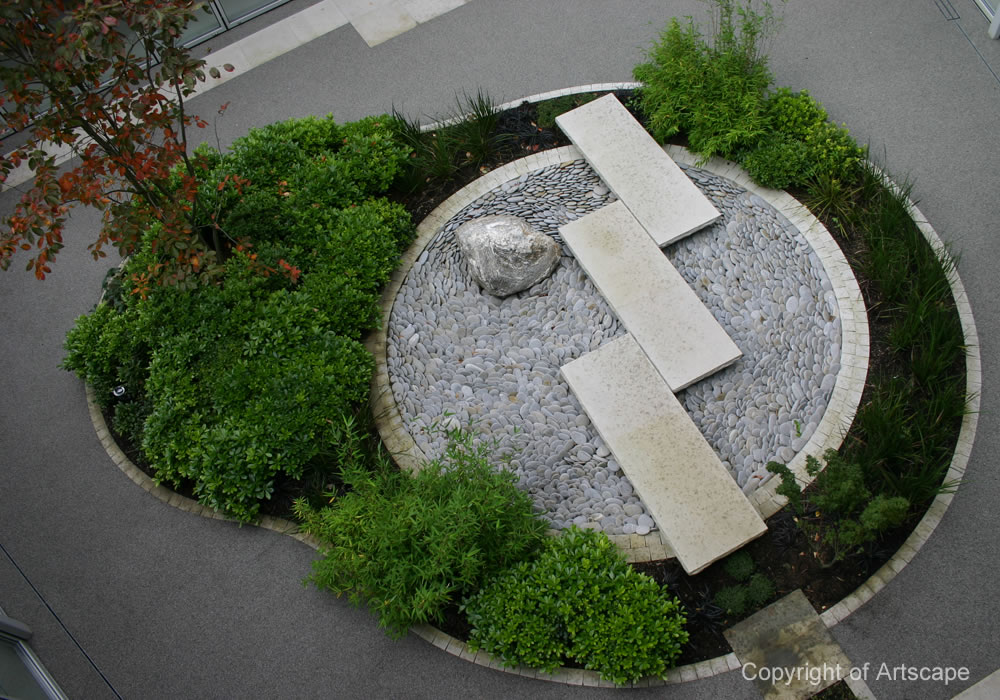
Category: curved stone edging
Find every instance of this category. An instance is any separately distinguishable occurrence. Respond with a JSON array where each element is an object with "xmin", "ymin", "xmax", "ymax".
[
  {"xmin": 84, "ymin": 84, "xmax": 982, "ymax": 688},
  {"xmin": 84, "ymin": 383, "xmax": 321, "ymax": 550},
  {"xmin": 368, "ymin": 143, "xmax": 869, "ymax": 558},
  {"xmin": 816, "ymin": 184, "xmax": 982, "ymax": 630},
  {"xmin": 367, "ymin": 86, "xmax": 980, "ymax": 685},
  {"xmin": 666, "ymin": 146, "xmax": 871, "ymax": 521}
]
